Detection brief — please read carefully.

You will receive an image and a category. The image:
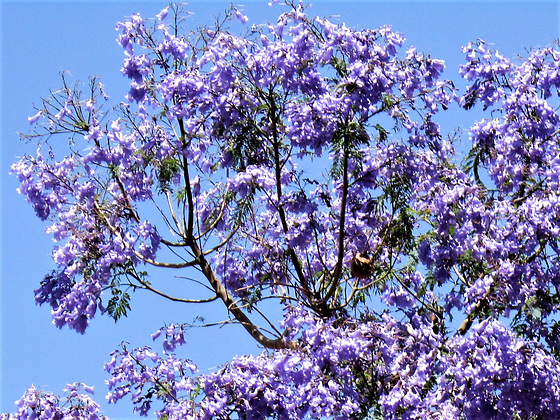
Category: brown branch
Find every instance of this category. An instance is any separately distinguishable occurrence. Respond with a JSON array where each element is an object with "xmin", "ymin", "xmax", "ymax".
[
  {"xmin": 456, "ymin": 286, "xmax": 492, "ymax": 336},
  {"xmin": 111, "ymin": 167, "xmax": 141, "ymax": 224},
  {"xmin": 136, "ymin": 277, "xmax": 218, "ymax": 304},
  {"xmin": 189, "ymin": 239, "xmax": 291, "ymax": 350},
  {"xmin": 93, "ymin": 201, "xmax": 197, "ymax": 269},
  {"xmin": 177, "ymin": 118, "xmax": 195, "ymax": 239},
  {"xmin": 133, "ymin": 251, "xmax": 198, "ymax": 269},
  {"xmin": 203, "ymin": 224, "xmax": 241, "ymax": 256},
  {"xmin": 268, "ymin": 95, "xmax": 315, "ymax": 308},
  {"xmin": 325, "ymin": 133, "xmax": 349, "ymax": 303},
  {"xmin": 160, "ymin": 238, "xmax": 188, "ymax": 247}
]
